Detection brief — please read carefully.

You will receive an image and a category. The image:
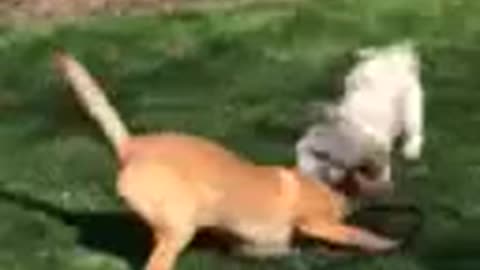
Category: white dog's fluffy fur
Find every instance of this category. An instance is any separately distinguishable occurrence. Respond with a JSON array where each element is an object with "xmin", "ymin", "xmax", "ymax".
[{"xmin": 296, "ymin": 40, "xmax": 425, "ymax": 189}]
